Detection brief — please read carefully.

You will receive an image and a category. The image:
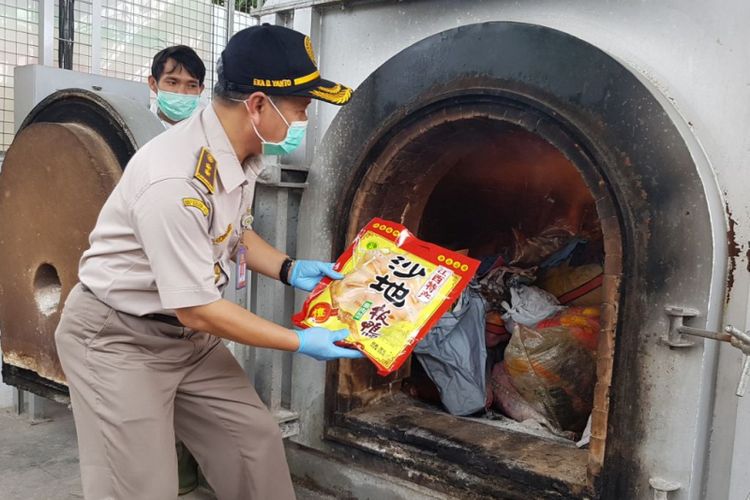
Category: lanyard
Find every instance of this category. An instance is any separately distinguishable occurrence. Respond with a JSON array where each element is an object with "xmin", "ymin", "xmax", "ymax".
[
  {"xmin": 236, "ymin": 183, "xmax": 252, "ymax": 290},
  {"xmin": 239, "ymin": 183, "xmax": 254, "ymax": 231}
]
